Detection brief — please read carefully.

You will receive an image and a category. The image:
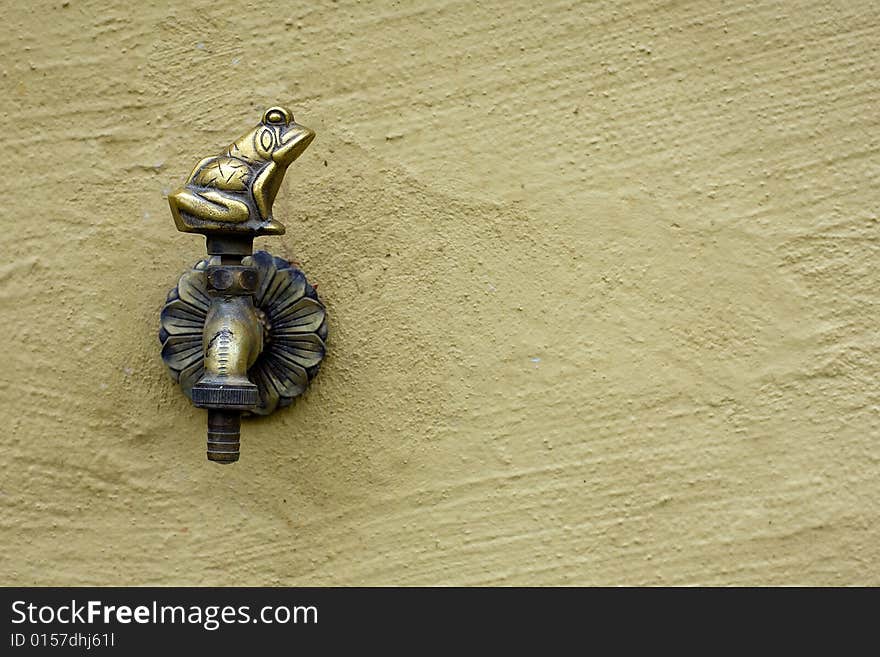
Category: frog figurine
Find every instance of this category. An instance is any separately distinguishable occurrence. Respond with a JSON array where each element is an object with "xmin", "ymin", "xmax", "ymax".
[{"xmin": 168, "ymin": 106, "xmax": 316, "ymax": 236}]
